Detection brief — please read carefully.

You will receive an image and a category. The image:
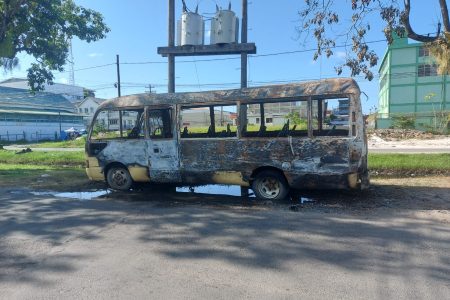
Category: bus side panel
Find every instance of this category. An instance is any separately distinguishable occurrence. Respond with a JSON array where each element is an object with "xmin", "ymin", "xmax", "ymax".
[
  {"xmin": 94, "ymin": 139, "xmax": 150, "ymax": 182},
  {"xmin": 179, "ymin": 138, "xmax": 355, "ymax": 189}
]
